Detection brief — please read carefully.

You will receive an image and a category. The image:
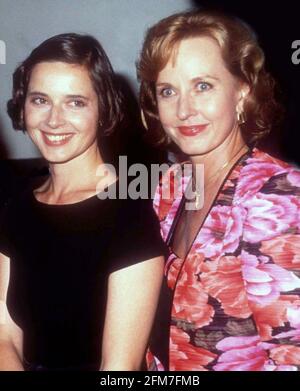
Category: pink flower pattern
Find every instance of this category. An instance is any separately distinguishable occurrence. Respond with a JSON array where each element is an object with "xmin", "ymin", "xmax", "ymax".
[
  {"xmin": 243, "ymin": 193, "xmax": 298, "ymax": 243},
  {"xmin": 213, "ymin": 335, "xmax": 298, "ymax": 371},
  {"xmin": 240, "ymin": 250, "xmax": 300, "ymax": 306},
  {"xmin": 194, "ymin": 205, "xmax": 247, "ymax": 258},
  {"xmin": 147, "ymin": 148, "xmax": 300, "ymax": 371}
]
